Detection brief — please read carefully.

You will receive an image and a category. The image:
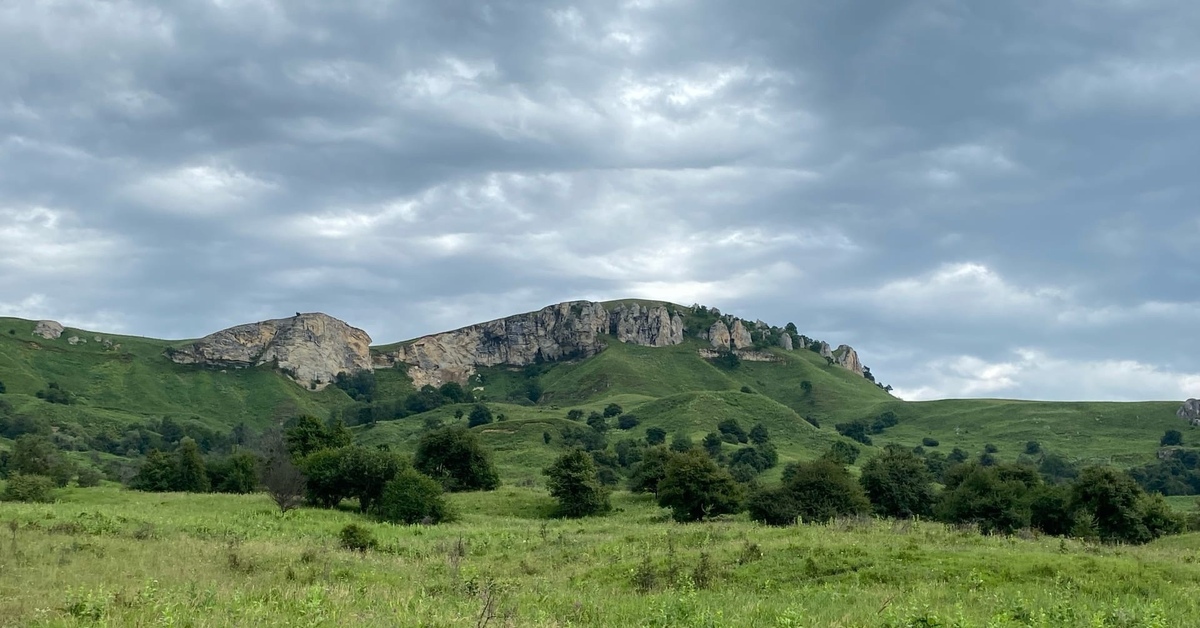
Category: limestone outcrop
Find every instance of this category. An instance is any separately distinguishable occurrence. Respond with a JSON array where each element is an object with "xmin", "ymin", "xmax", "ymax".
[
  {"xmin": 730, "ymin": 320, "xmax": 753, "ymax": 350},
  {"xmin": 33, "ymin": 320, "xmax": 64, "ymax": 340},
  {"xmin": 778, "ymin": 333, "xmax": 793, "ymax": 350},
  {"xmin": 375, "ymin": 301, "xmax": 686, "ymax": 387},
  {"xmin": 832, "ymin": 344, "xmax": 864, "ymax": 376},
  {"xmin": 167, "ymin": 313, "xmax": 372, "ymax": 386},
  {"xmin": 1180, "ymin": 399, "xmax": 1200, "ymax": 426},
  {"xmin": 708, "ymin": 321, "xmax": 731, "ymax": 349}
]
